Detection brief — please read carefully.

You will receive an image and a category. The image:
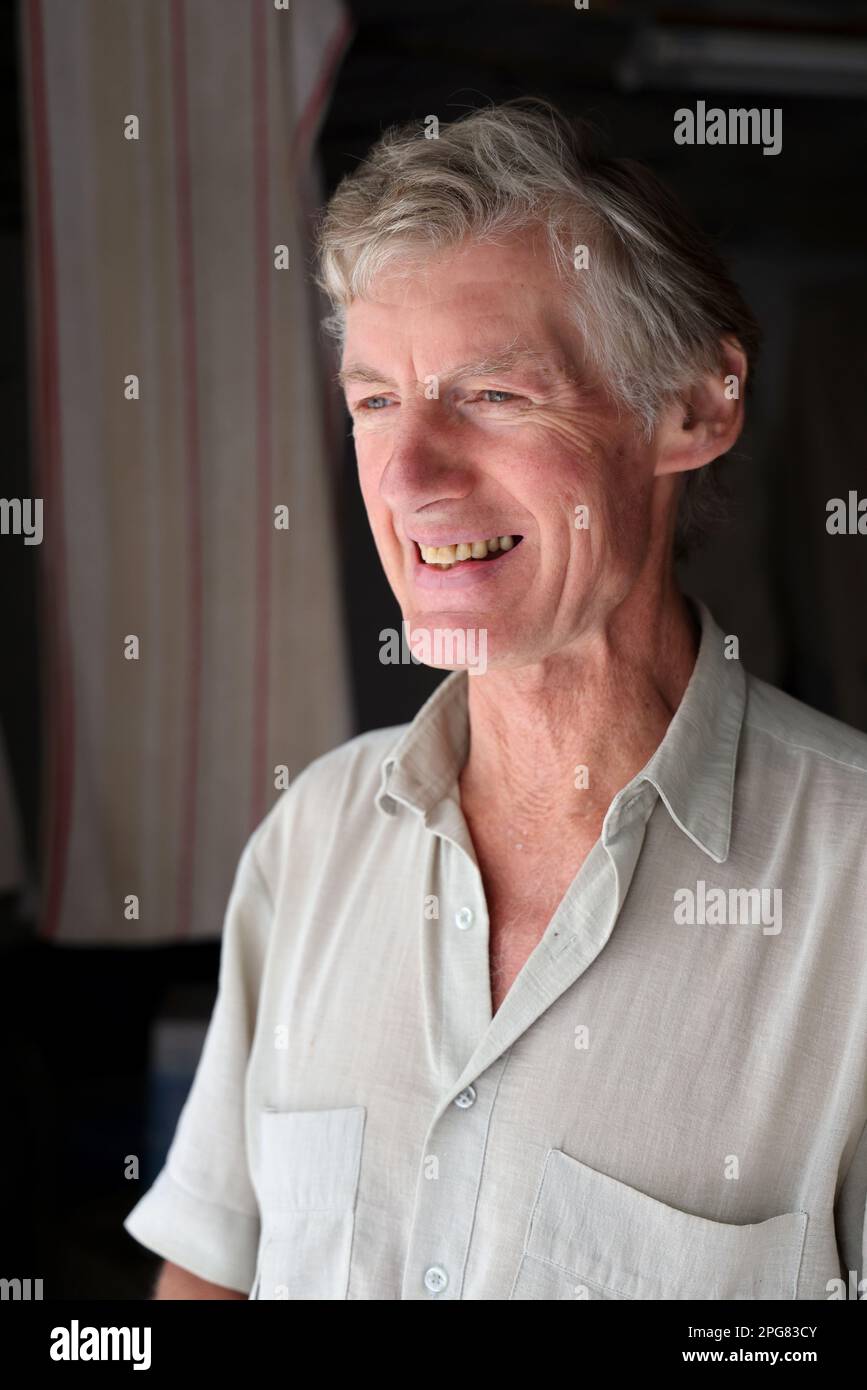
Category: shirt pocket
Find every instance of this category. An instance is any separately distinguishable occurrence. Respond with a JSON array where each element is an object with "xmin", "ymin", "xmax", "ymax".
[
  {"xmin": 509, "ymin": 1148, "xmax": 808, "ymax": 1300},
  {"xmin": 250, "ymin": 1105, "xmax": 366, "ymax": 1300}
]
